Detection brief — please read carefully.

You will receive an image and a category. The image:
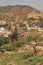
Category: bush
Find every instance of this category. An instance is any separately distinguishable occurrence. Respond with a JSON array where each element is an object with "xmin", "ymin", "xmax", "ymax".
[
  {"xmin": 2, "ymin": 39, "xmax": 26, "ymax": 51},
  {"xmin": 19, "ymin": 22, "xmax": 26, "ymax": 27},
  {"xmin": 26, "ymin": 36, "xmax": 34, "ymax": 42},
  {"xmin": 27, "ymin": 17, "xmax": 35, "ymax": 20},
  {"xmin": 0, "ymin": 37, "xmax": 10, "ymax": 46},
  {"xmin": 2, "ymin": 46, "xmax": 15, "ymax": 51},
  {"xmin": 13, "ymin": 39, "xmax": 26, "ymax": 47},
  {"xmin": 22, "ymin": 50, "xmax": 34, "ymax": 59}
]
